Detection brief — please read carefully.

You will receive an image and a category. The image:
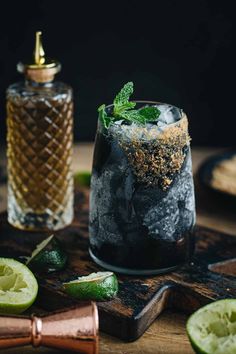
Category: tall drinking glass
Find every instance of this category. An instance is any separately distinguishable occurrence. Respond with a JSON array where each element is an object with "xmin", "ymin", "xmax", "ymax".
[{"xmin": 89, "ymin": 102, "xmax": 195, "ymax": 275}]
